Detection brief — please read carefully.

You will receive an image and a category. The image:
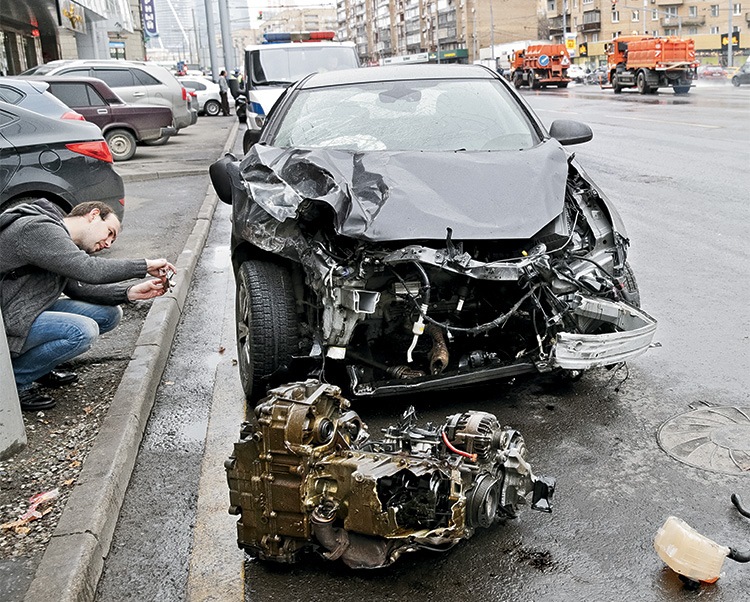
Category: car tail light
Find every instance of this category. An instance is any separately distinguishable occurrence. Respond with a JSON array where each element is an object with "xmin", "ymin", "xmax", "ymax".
[
  {"xmin": 66, "ymin": 140, "xmax": 114, "ymax": 163},
  {"xmin": 181, "ymin": 86, "xmax": 188, "ymax": 101},
  {"xmin": 61, "ymin": 110, "xmax": 86, "ymax": 121}
]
